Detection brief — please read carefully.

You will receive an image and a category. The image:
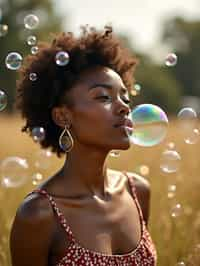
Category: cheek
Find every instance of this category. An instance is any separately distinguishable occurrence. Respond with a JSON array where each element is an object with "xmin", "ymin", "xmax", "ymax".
[{"xmin": 72, "ymin": 103, "xmax": 113, "ymax": 140}]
